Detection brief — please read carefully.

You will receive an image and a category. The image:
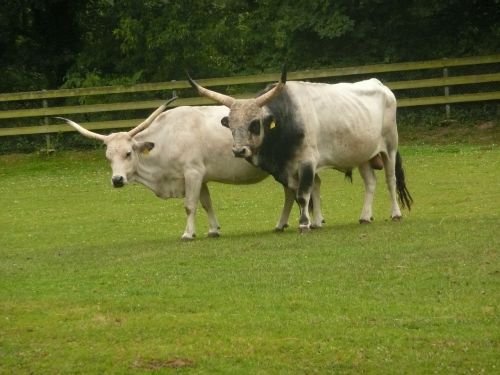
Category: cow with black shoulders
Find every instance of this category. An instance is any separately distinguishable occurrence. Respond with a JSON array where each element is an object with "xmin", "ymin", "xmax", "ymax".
[{"xmin": 188, "ymin": 66, "xmax": 413, "ymax": 232}]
